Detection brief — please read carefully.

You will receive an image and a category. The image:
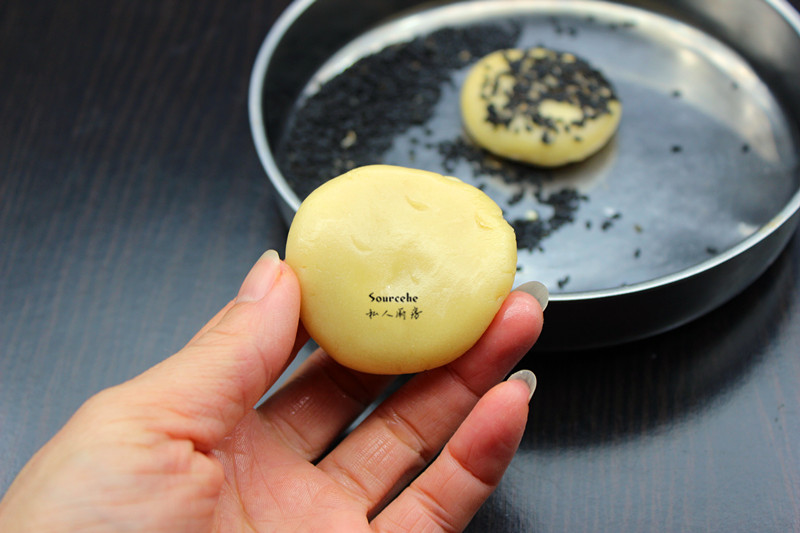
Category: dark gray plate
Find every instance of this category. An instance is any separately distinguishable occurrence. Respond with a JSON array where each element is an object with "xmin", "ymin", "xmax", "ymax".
[{"xmin": 250, "ymin": 0, "xmax": 800, "ymax": 349}]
